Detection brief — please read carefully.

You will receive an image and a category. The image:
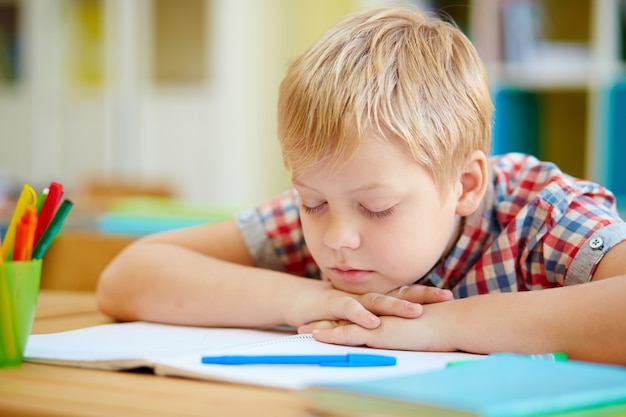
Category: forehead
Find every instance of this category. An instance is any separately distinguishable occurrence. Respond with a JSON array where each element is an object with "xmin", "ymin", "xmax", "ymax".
[{"xmin": 291, "ymin": 134, "xmax": 432, "ymax": 192}]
